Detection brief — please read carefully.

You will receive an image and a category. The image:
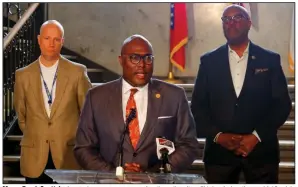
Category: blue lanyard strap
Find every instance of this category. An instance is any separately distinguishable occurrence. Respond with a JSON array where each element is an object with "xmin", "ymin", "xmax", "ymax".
[{"xmin": 40, "ymin": 67, "xmax": 58, "ymax": 108}]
